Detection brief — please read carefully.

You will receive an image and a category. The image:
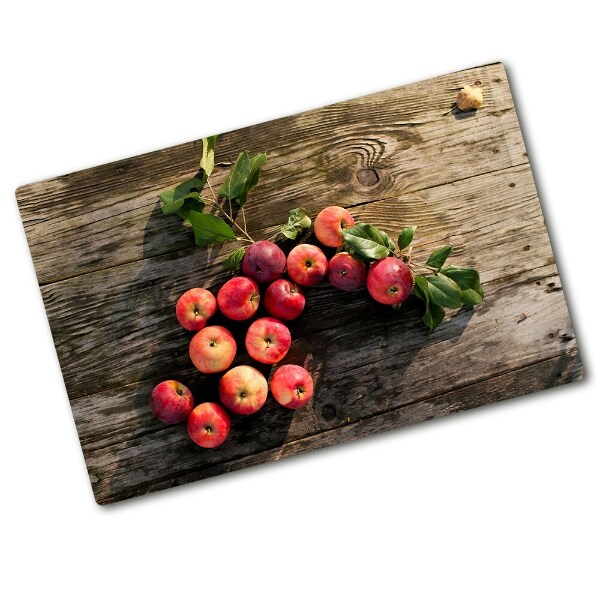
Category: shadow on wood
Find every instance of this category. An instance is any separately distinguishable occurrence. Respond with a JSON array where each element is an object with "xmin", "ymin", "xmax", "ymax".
[
  {"xmin": 451, "ymin": 106, "xmax": 479, "ymax": 121},
  {"xmin": 101, "ymin": 200, "xmax": 475, "ymax": 503}
]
